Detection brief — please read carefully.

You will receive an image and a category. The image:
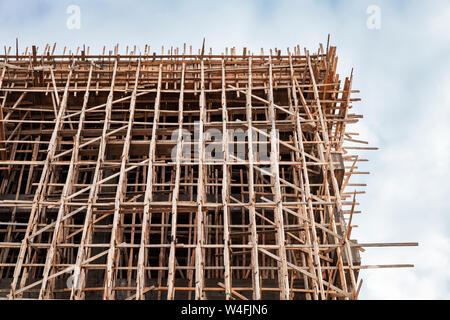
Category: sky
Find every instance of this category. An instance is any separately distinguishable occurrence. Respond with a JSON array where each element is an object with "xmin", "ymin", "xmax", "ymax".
[{"xmin": 0, "ymin": 0, "xmax": 449, "ymax": 299}]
